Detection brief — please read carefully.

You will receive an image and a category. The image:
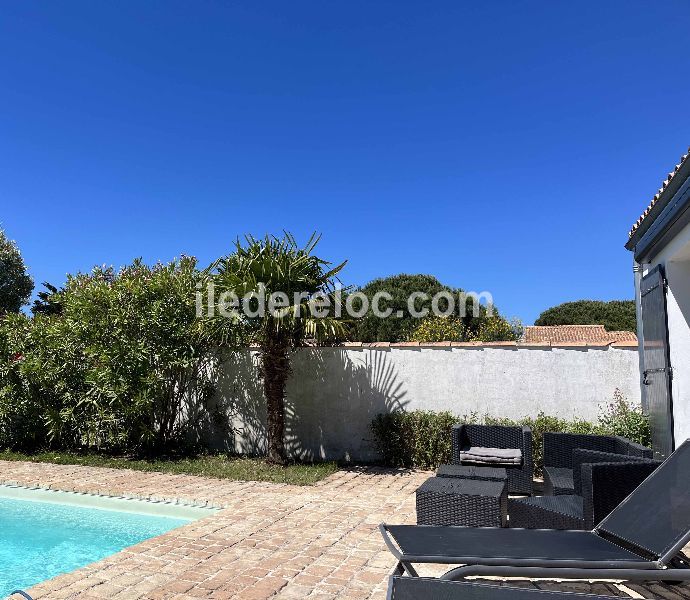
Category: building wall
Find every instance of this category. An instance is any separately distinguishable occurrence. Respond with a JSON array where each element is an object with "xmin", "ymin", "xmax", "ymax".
[
  {"xmin": 203, "ymin": 344, "xmax": 641, "ymax": 461},
  {"xmin": 644, "ymin": 219, "xmax": 690, "ymax": 445}
]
